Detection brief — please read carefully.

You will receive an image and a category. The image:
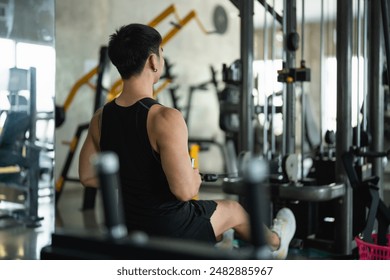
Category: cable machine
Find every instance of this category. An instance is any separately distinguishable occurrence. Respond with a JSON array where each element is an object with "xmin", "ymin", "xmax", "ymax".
[{"xmin": 219, "ymin": 0, "xmax": 376, "ymax": 257}]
